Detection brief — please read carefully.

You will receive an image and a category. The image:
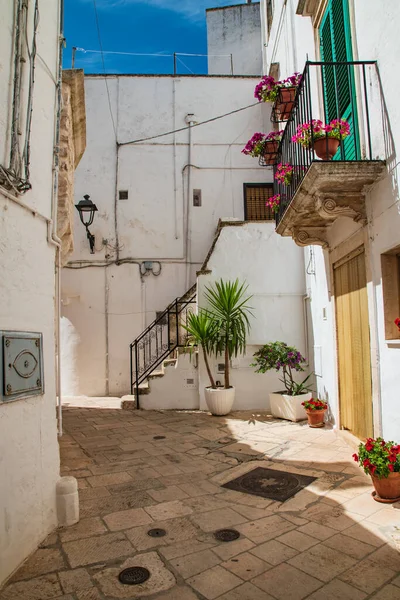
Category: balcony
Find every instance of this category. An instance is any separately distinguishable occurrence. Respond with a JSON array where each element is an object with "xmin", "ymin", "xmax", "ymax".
[{"xmin": 274, "ymin": 61, "xmax": 387, "ymax": 248}]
